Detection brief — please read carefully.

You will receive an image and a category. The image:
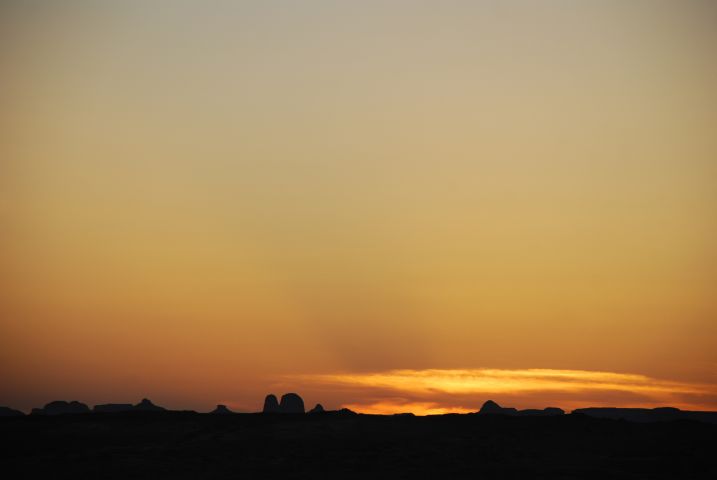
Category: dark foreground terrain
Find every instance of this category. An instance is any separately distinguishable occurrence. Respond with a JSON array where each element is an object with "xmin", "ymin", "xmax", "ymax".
[{"xmin": 2, "ymin": 412, "xmax": 716, "ymax": 479}]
